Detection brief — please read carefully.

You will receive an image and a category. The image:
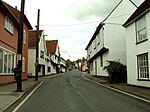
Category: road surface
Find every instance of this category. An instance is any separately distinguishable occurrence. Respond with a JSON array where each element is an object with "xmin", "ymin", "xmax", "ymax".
[{"xmin": 12, "ymin": 70, "xmax": 150, "ymax": 112}]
